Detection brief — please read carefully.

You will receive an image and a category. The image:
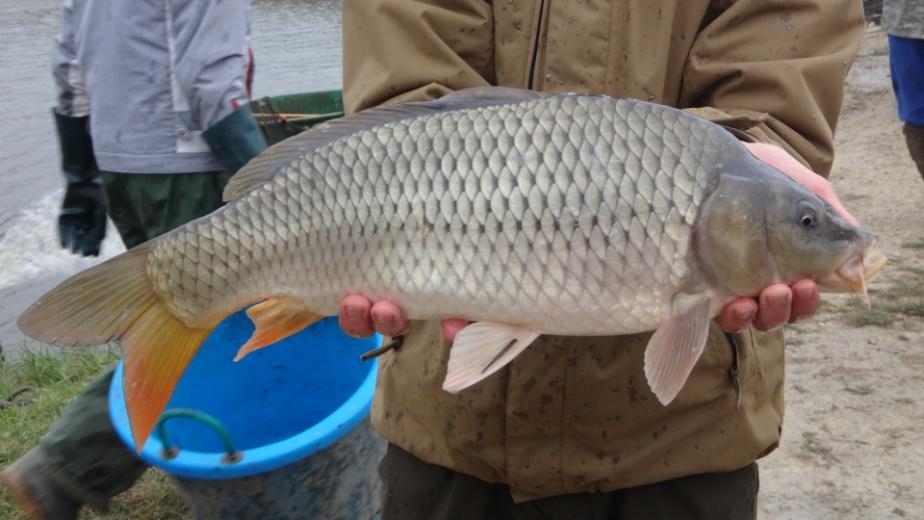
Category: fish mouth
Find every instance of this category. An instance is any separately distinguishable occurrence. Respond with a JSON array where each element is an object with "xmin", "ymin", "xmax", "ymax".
[{"xmin": 816, "ymin": 240, "xmax": 888, "ymax": 306}]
